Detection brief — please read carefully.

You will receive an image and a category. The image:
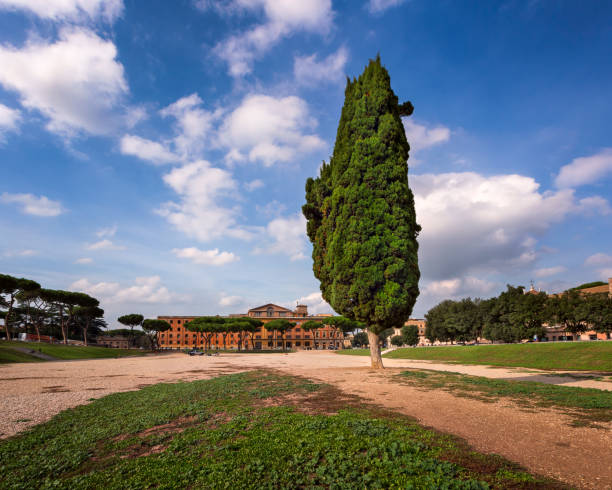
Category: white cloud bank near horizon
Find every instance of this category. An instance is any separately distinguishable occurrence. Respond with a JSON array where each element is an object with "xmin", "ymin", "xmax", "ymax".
[{"xmin": 412, "ymin": 171, "xmax": 610, "ymax": 281}]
